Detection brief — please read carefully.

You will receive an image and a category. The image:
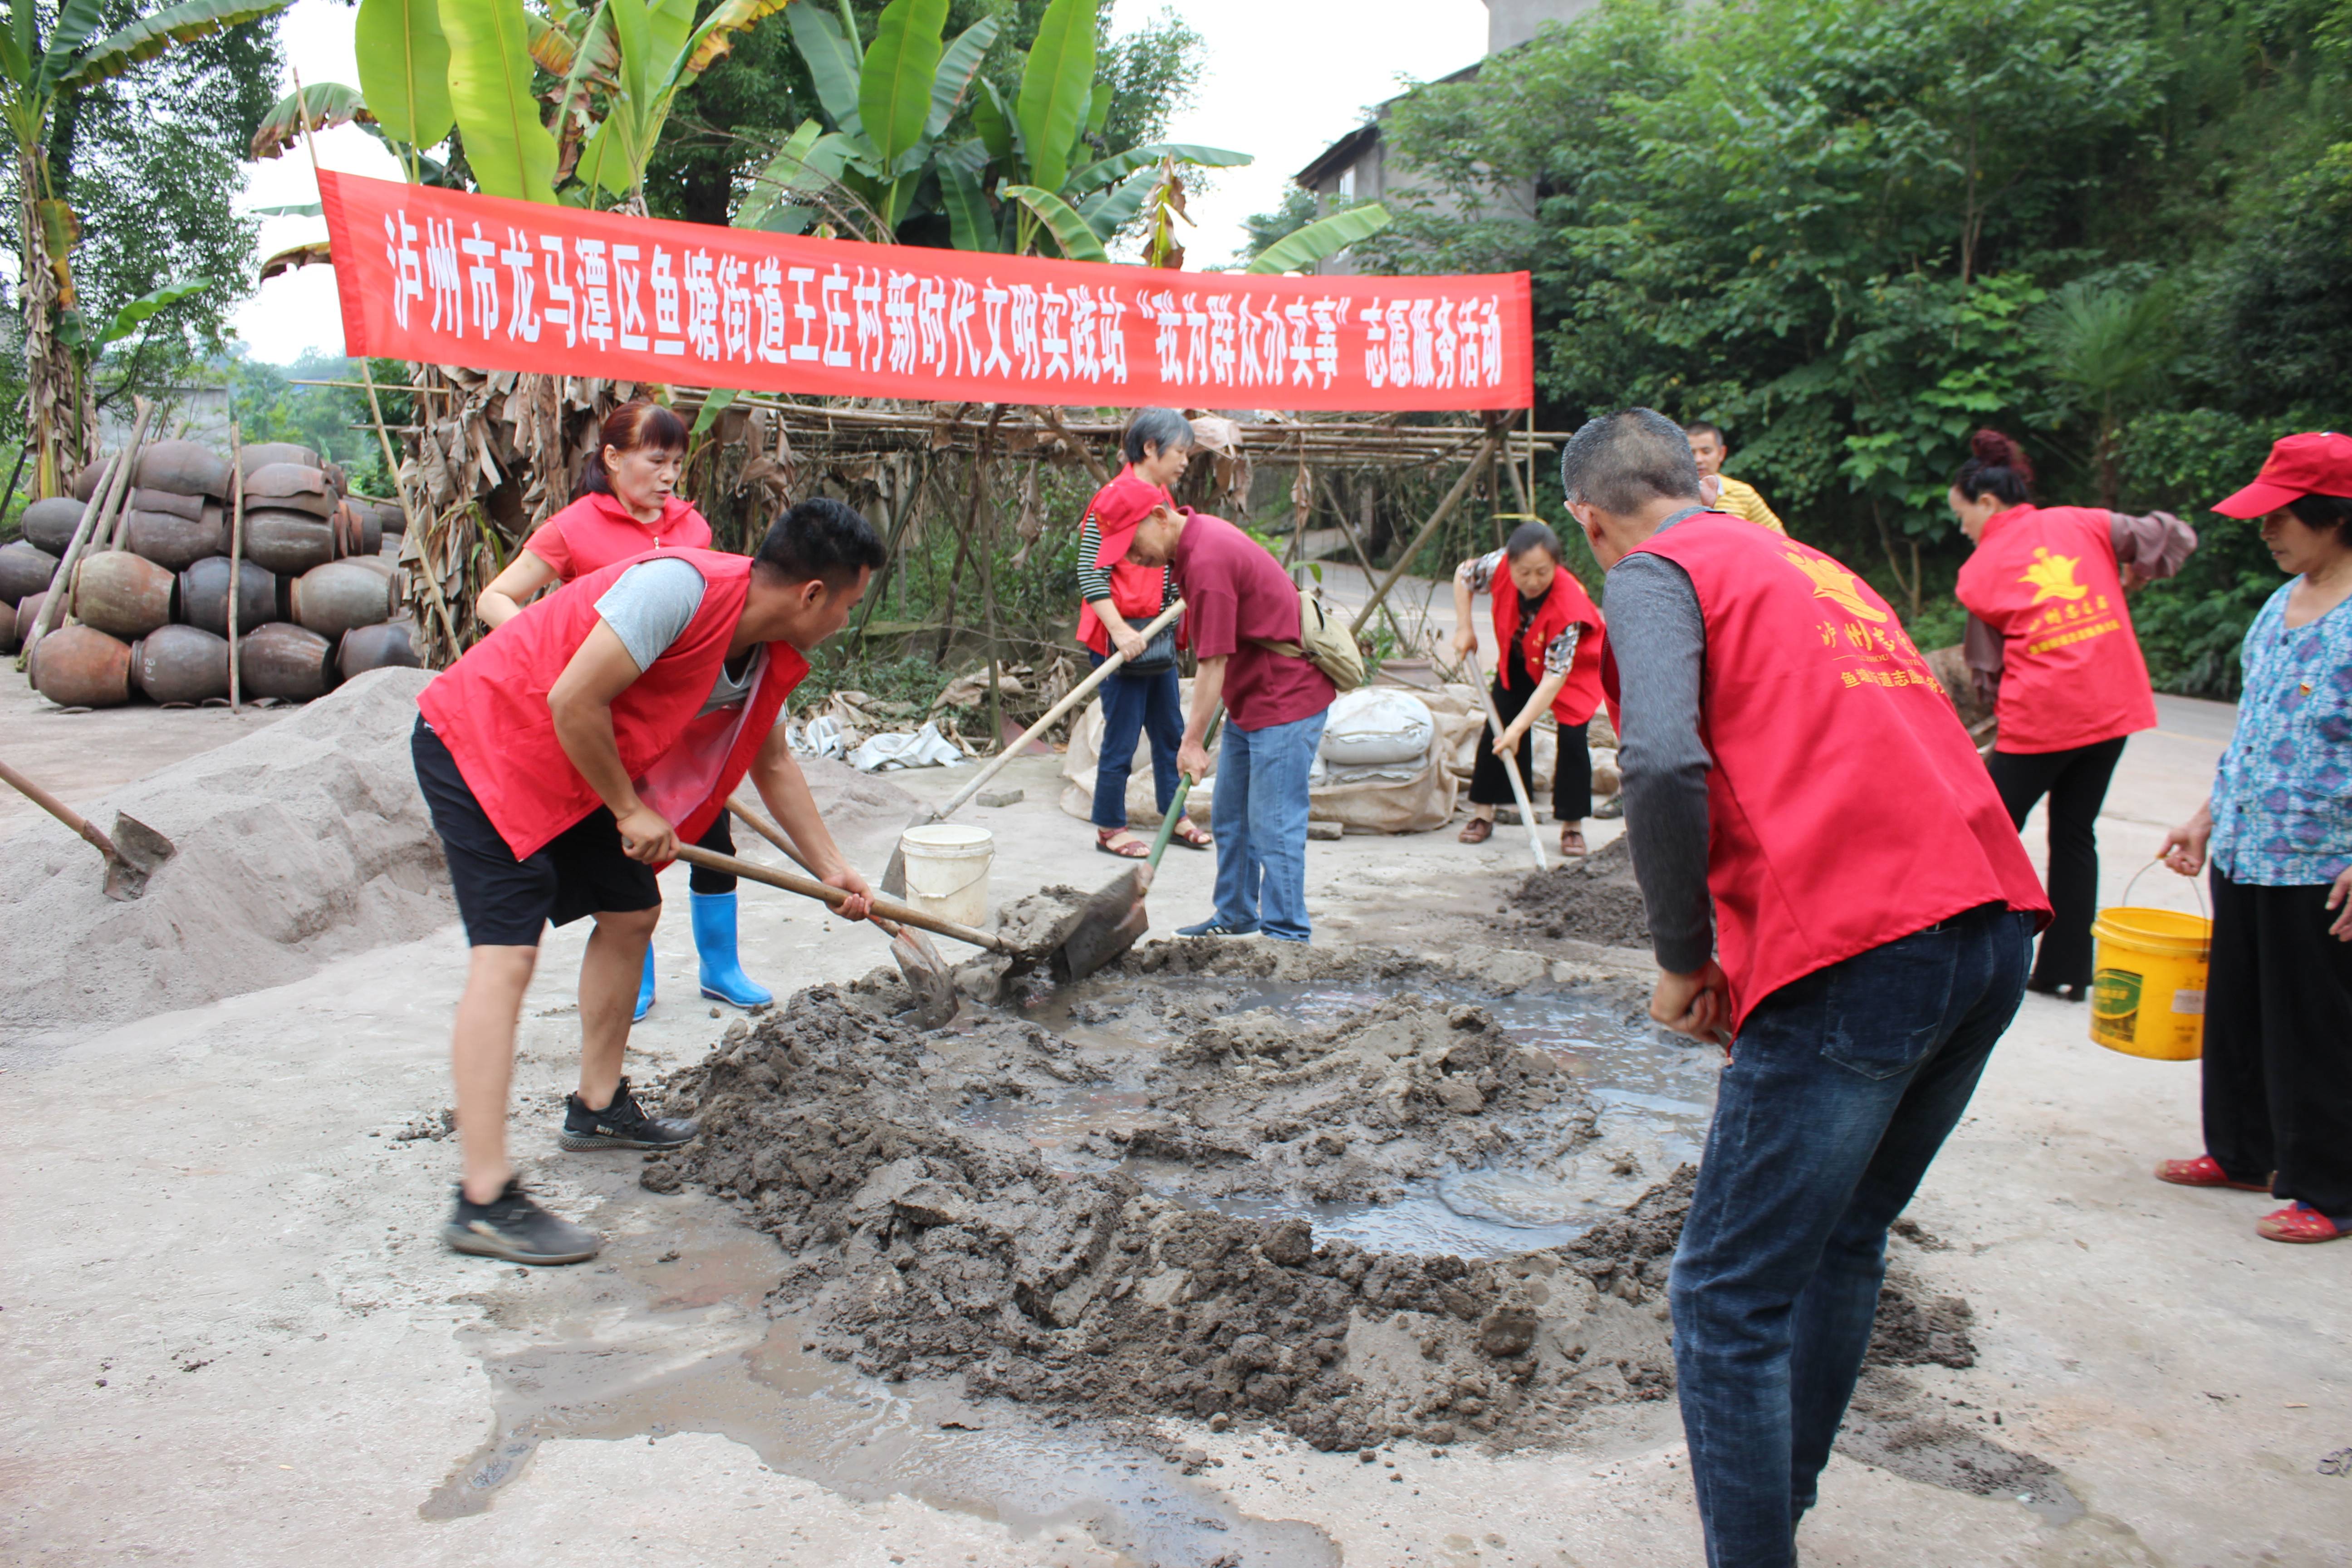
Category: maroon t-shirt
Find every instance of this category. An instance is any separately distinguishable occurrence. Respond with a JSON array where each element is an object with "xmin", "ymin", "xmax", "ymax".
[{"xmin": 1173, "ymin": 511, "xmax": 1336, "ymax": 732}]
